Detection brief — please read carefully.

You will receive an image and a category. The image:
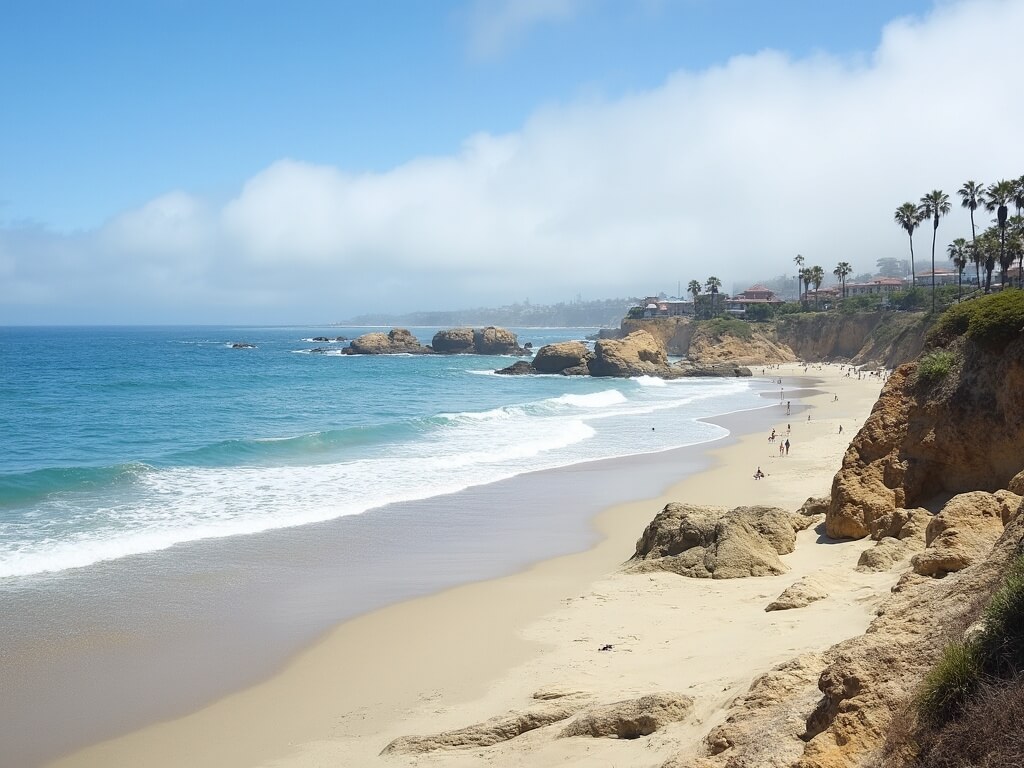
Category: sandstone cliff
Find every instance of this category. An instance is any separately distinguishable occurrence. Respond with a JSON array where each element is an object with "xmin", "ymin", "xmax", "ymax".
[
  {"xmin": 826, "ymin": 323, "xmax": 1024, "ymax": 540},
  {"xmin": 620, "ymin": 317, "xmax": 795, "ymax": 364},
  {"xmin": 775, "ymin": 312, "xmax": 927, "ymax": 367}
]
